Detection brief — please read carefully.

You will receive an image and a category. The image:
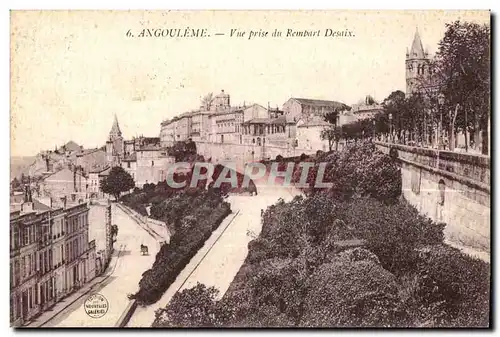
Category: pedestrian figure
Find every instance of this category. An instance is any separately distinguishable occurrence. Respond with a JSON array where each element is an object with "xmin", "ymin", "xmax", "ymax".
[{"xmin": 140, "ymin": 244, "xmax": 149, "ymax": 256}]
